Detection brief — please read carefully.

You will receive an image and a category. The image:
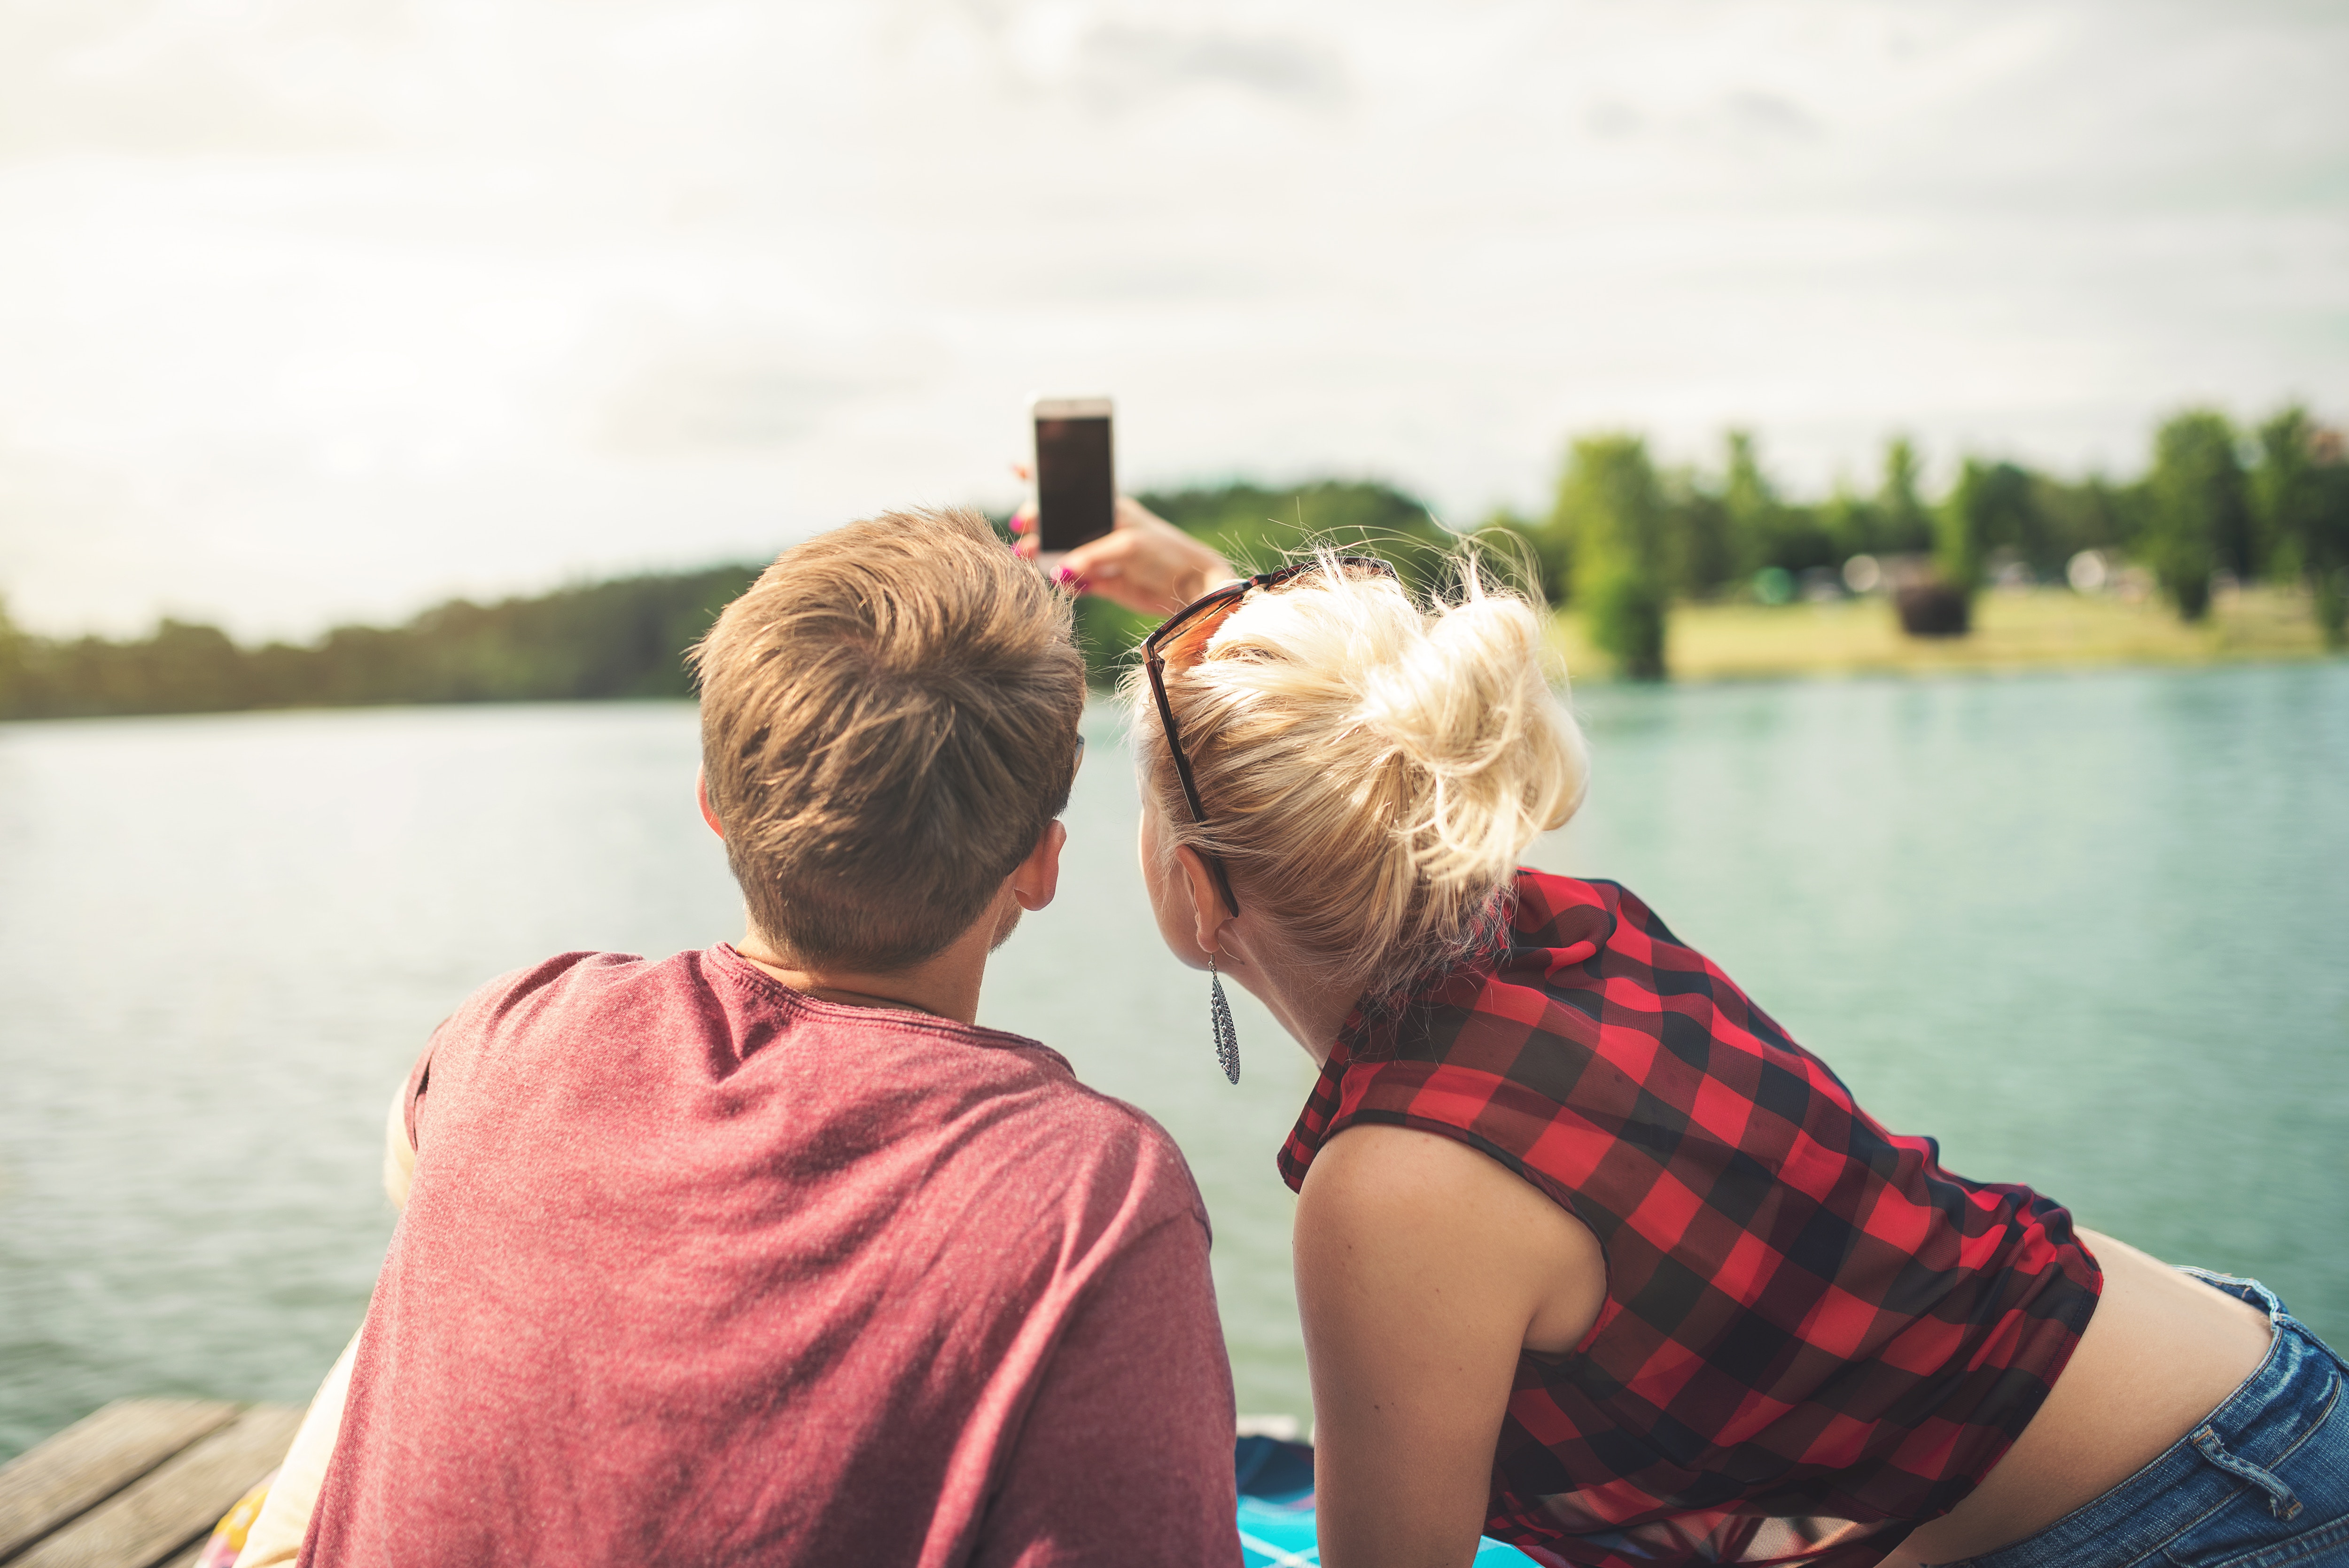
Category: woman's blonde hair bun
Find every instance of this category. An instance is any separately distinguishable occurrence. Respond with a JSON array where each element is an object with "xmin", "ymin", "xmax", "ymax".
[{"xmin": 1129, "ymin": 543, "xmax": 1589, "ymax": 1002}]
